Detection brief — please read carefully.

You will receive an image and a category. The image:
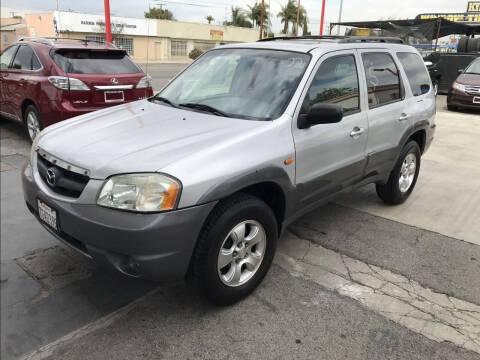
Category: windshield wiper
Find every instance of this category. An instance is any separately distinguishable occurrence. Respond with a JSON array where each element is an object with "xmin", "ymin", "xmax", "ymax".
[
  {"xmin": 179, "ymin": 103, "xmax": 230, "ymax": 117},
  {"xmin": 150, "ymin": 95, "xmax": 178, "ymax": 108}
]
